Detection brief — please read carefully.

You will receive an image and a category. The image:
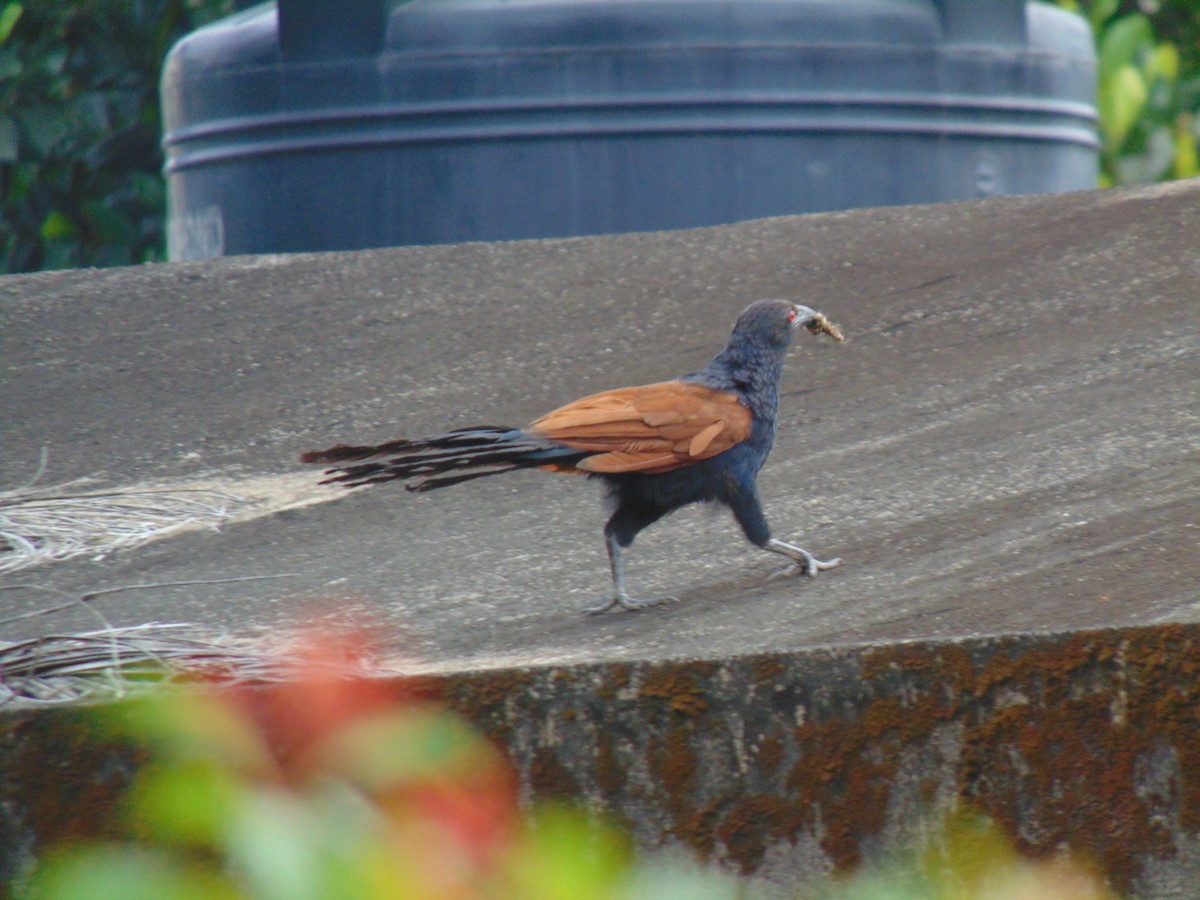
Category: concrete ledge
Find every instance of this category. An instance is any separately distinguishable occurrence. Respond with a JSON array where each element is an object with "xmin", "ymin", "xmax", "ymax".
[
  {"xmin": 3, "ymin": 623, "xmax": 1199, "ymax": 895},
  {"xmin": 438, "ymin": 622, "xmax": 1200, "ymax": 896}
]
